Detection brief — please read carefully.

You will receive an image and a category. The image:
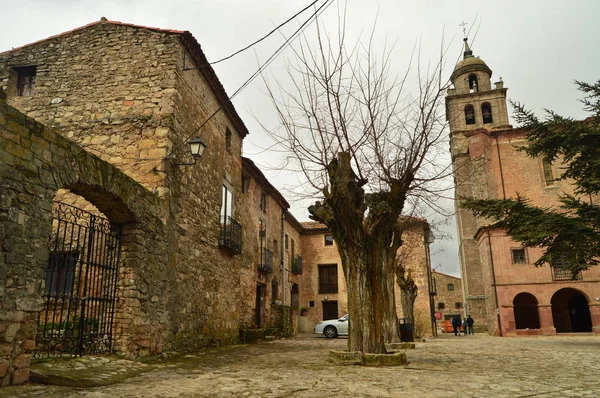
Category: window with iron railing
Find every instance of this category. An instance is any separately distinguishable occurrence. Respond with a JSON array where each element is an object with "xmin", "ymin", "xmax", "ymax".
[
  {"xmin": 259, "ymin": 247, "xmax": 274, "ymax": 273},
  {"xmin": 219, "ymin": 184, "xmax": 242, "ymax": 254},
  {"xmin": 551, "ymin": 254, "xmax": 582, "ymax": 281}
]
